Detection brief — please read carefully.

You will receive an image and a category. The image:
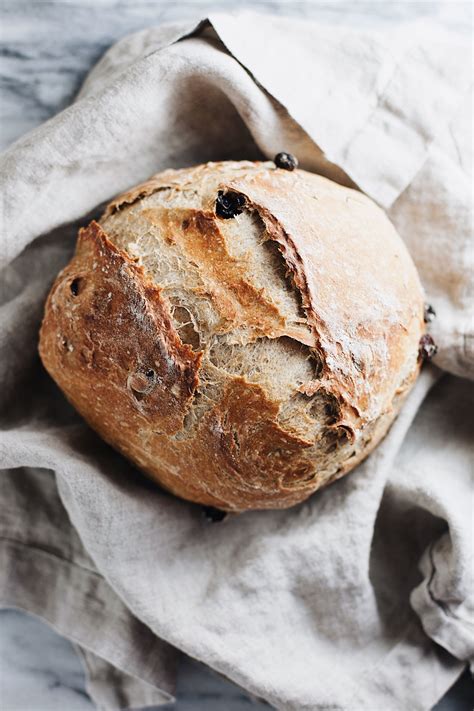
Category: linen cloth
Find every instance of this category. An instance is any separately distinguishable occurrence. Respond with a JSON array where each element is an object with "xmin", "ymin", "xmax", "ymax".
[{"xmin": 0, "ymin": 11, "xmax": 472, "ymax": 710}]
